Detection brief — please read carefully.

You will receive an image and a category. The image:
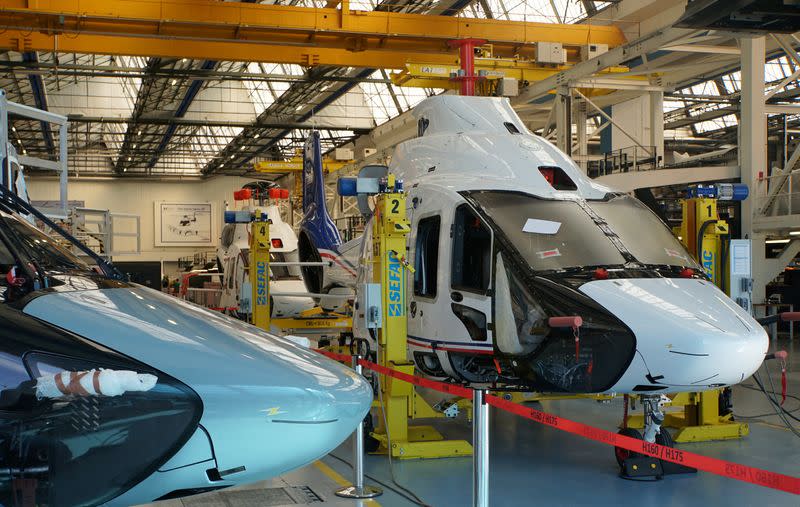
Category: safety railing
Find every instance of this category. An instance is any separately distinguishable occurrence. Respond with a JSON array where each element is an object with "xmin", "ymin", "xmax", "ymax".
[
  {"xmin": 335, "ymin": 215, "xmax": 367, "ymax": 243},
  {"xmin": 317, "ymin": 348, "xmax": 800, "ymax": 504},
  {"xmin": 587, "ymin": 145, "xmax": 661, "ymax": 178},
  {"xmin": 756, "ymin": 170, "xmax": 799, "ymax": 217}
]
